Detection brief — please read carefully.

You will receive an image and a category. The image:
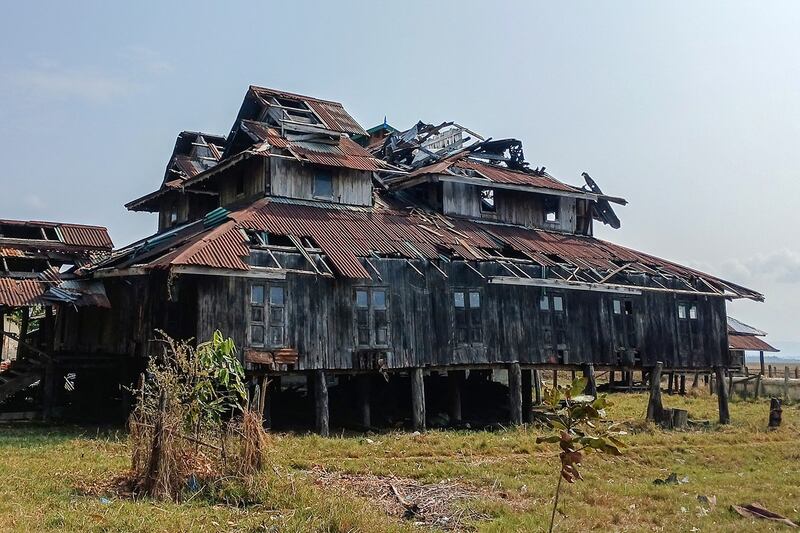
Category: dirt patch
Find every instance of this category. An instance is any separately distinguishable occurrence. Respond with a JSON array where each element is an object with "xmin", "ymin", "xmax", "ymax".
[{"xmin": 308, "ymin": 466, "xmax": 507, "ymax": 531}]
